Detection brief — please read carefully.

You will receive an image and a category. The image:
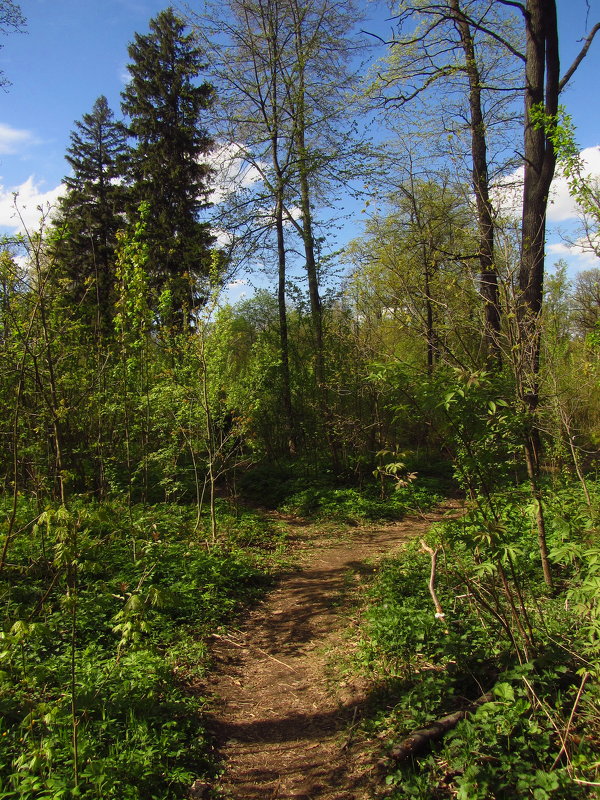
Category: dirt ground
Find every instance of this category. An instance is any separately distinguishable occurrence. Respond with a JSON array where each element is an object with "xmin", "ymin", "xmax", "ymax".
[{"xmin": 197, "ymin": 503, "xmax": 459, "ymax": 800}]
